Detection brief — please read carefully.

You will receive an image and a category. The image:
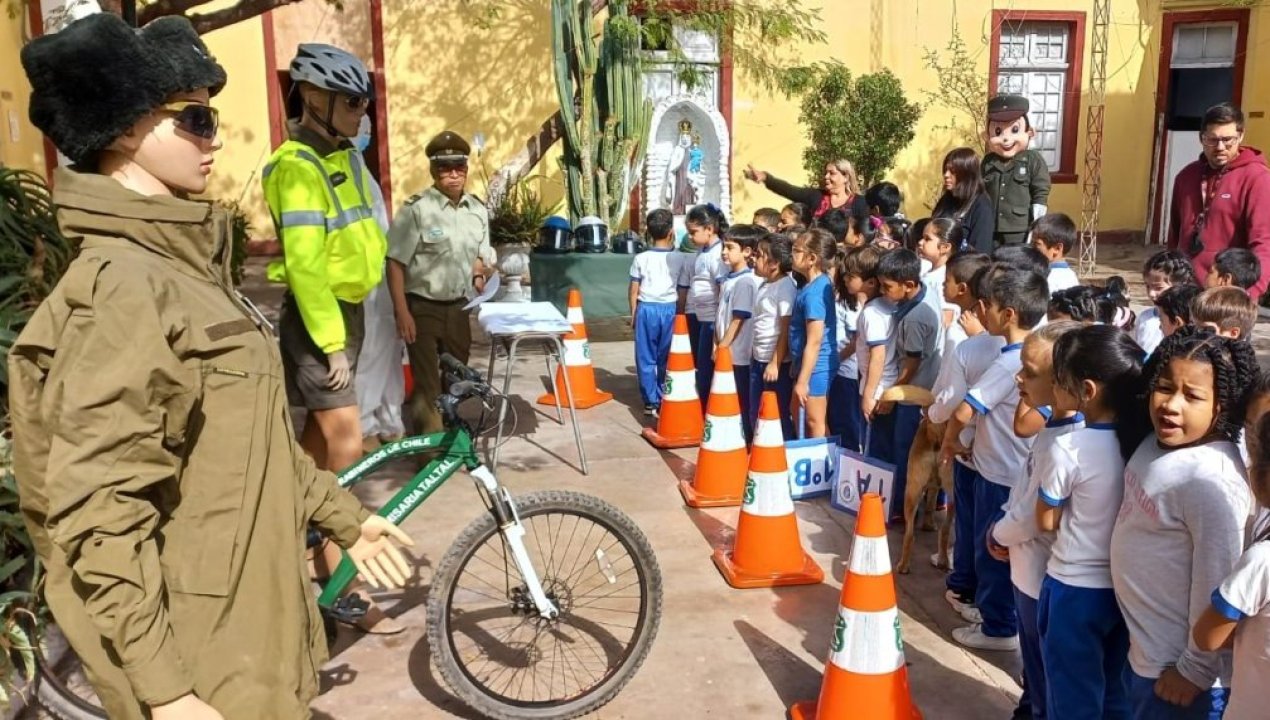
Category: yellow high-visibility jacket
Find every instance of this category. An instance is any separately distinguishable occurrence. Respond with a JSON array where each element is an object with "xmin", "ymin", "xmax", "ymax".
[{"xmin": 263, "ymin": 138, "xmax": 386, "ymax": 353}]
